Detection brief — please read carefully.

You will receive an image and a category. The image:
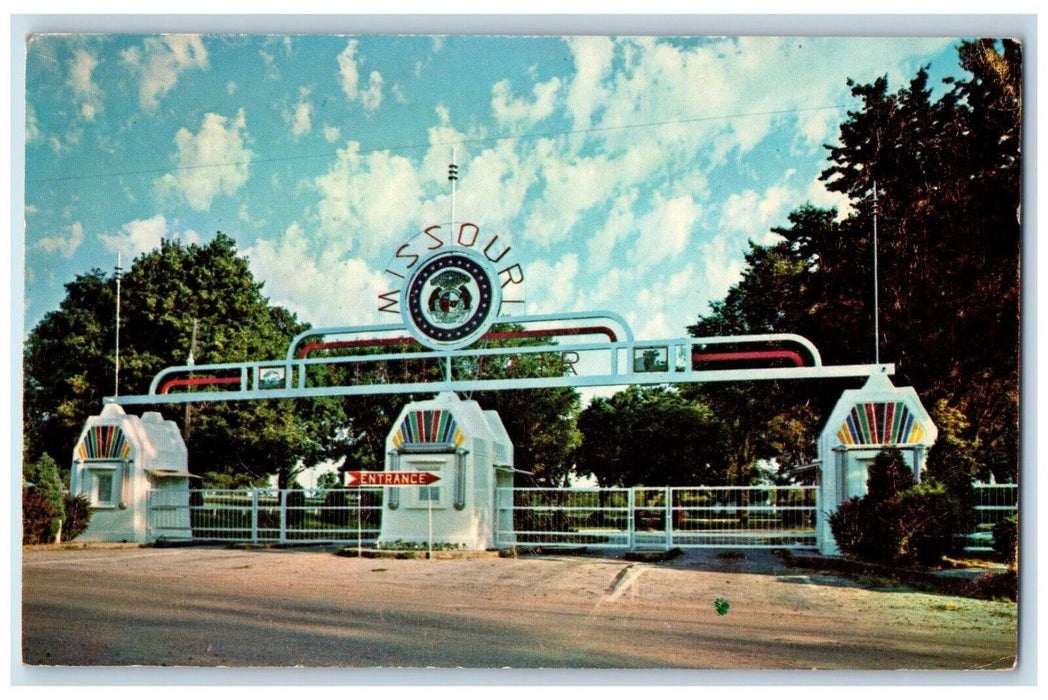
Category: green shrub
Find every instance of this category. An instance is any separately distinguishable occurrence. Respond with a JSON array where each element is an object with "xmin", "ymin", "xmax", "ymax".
[
  {"xmin": 23, "ymin": 487, "xmax": 58, "ymax": 545},
  {"xmin": 866, "ymin": 449, "xmax": 913, "ymax": 502},
  {"xmin": 897, "ymin": 482, "xmax": 961, "ymax": 566},
  {"xmin": 993, "ymin": 515, "xmax": 1018, "ymax": 567},
  {"xmin": 24, "ymin": 453, "xmax": 66, "ymax": 540},
  {"xmin": 829, "ymin": 497, "xmax": 875, "ymax": 559},
  {"xmin": 830, "ymin": 495, "xmax": 909, "ymax": 564},
  {"xmin": 829, "ymin": 449, "xmax": 961, "ymax": 567},
  {"xmin": 966, "ymin": 569, "xmax": 1017, "ymax": 601},
  {"xmin": 61, "ymin": 493, "xmax": 92, "ymax": 541}
]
